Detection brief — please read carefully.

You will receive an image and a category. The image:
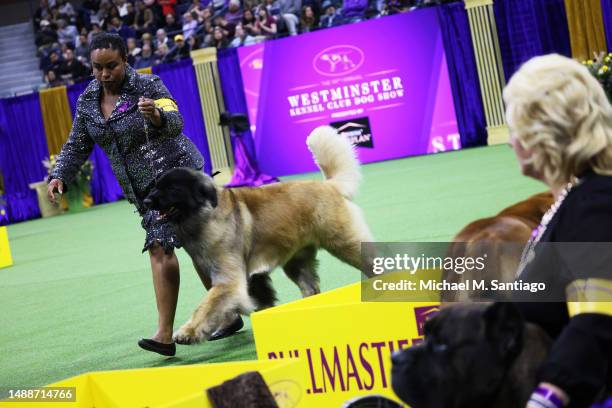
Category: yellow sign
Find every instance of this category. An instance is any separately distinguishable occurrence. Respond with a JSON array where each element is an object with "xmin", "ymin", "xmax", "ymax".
[
  {"xmin": 0, "ymin": 359, "xmax": 305, "ymax": 408},
  {"xmin": 0, "ymin": 226, "xmax": 13, "ymax": 268},
  {"xmin": 252, "ymin": 282, "xmax": 439, "ymax": 406}
]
